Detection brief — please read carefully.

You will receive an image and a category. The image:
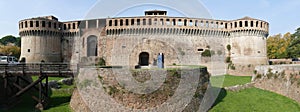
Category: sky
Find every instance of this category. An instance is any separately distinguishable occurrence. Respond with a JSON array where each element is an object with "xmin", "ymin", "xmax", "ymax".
[{"xmin": 0, "ymin": 0, "xmax": 299, "ymax": 37}]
